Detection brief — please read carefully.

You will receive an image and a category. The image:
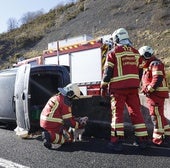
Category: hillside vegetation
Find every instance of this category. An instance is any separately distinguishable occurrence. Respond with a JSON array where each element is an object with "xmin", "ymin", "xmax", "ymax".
[{"xmin": 0, "ymin": 0, "xmax": 169, "ymax": 71}]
